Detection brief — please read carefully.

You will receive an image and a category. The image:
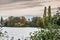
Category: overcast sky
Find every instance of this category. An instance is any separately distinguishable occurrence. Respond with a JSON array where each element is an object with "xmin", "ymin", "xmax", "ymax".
[
  {"xmin": 0, "ymin": 0, "xmax": 60, "ymax": 17},
  {"xmin": 0, "ymin": 0, "xmax": 33, "ymax": 4}
]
